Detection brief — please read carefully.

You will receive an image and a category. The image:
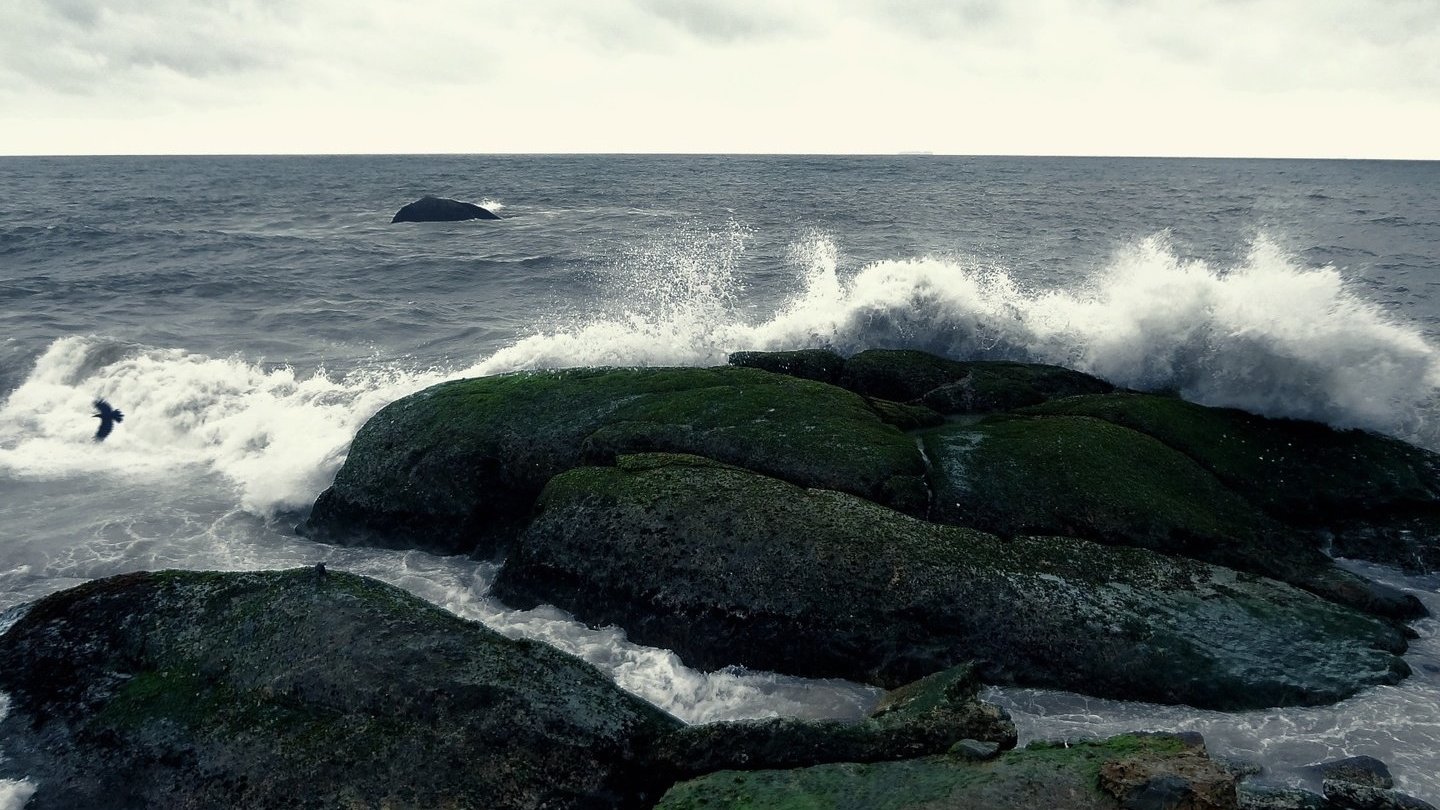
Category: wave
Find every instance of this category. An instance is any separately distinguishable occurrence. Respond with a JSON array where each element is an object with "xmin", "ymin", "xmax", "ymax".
[
  {"xmin": 0, "ymin": 338, "xmax": 449, "ymax": 515},
  {"xmin": 4, "ymin": 231, "xmax": 1438, "ymax": 520},
  {"xmin": 477, "ymin": 232, "xmax": 1440, "ymax": 449}
]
